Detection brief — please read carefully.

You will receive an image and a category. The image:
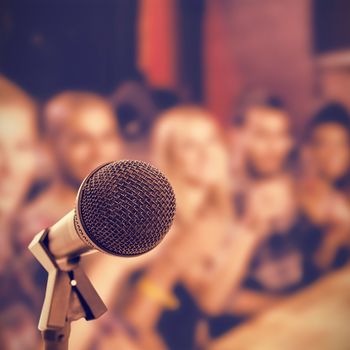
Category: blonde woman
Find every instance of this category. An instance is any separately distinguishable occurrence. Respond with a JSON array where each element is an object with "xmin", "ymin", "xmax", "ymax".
[
  {"xmin": 152, "ymin": 105, "xmax": 231, "ymax": 225},
  {"xmin": 0, "ymin": 76, "xmax": 40, "ymax": 350},
  {"xmin": 89, "ymin": 105, "xmax": 270, "ymax": 350},
  {"xmin": 94, "ymin": 105, "xmax": 239, "ymax": 350}
]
